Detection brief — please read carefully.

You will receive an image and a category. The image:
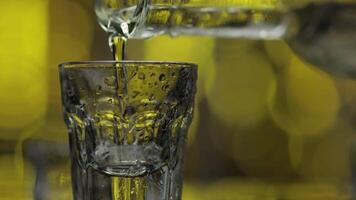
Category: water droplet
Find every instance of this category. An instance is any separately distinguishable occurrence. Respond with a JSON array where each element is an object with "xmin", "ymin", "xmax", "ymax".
[
  {"xmin": 67, "ymin": 89, "xmax": 74, "ymax": 96},
  {"xmin": 124, "ymin": 106, "xmax": 136, "ymax": 116},
  {"xmin": 67, "ymin": 72, "xmax": 74, "ymax": 80},
  {"xmin": 95, "ymin": 85, "xmax": 102, "ymax": 94},
  {"xmin": 162, "ymin": 84, "xmax": 169, "ymax": 91},
  {"xmin": 131, "ymin": 91, "xmax": 140, "ymax": 98},
  {"xmin": 104, "ymin": 76, "xmax": 116, "ymax": 87},
  {"xmin": 159, "ymin": 74, "xmax": 166, "ymax": 82},
  {"xmin": 108, "ymin": 98, "xmax": 114, "ymax": 104},
  {"xmin": 138, "ymin": 73, "xmax": 145, "ymax": 80},
  {"xmin": 79, "ymin": 87, "xmax": 85, "ymax": 92}
]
